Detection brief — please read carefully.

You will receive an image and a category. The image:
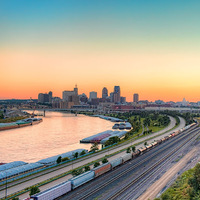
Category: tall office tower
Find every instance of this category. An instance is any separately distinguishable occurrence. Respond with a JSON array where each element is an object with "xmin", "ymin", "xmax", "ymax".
[
  {"xmin": 38, "ymin": 93, "xmax": 50, "ymax": 103},
  {"xmin": 74, "ymin": 84, "xmax": 78, "ymax": 96},
  {"xmin": 89, "ymin": 91, "xmax": 97, "ymax": 101},
  {"xmin": 110, "ymin": 92, "xmax": 114, "ymax": 102},
  {"xmin": 48, "ymin": 91, "xmax": 53, "ymax": 103},
  {"xmin": 114, "ymin": 86, "xmax": 120, "ymax": 103},
  {"xmin": 102, "ymin": 87, "xmax": 108, "ymax": 99},
  {"xmin": 133, "ymin": 93, "xmax": 139, "ymax": 103},
  {"xmin": 62, "ymin": 91, "xmax": 75, "ymax": 101}
]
